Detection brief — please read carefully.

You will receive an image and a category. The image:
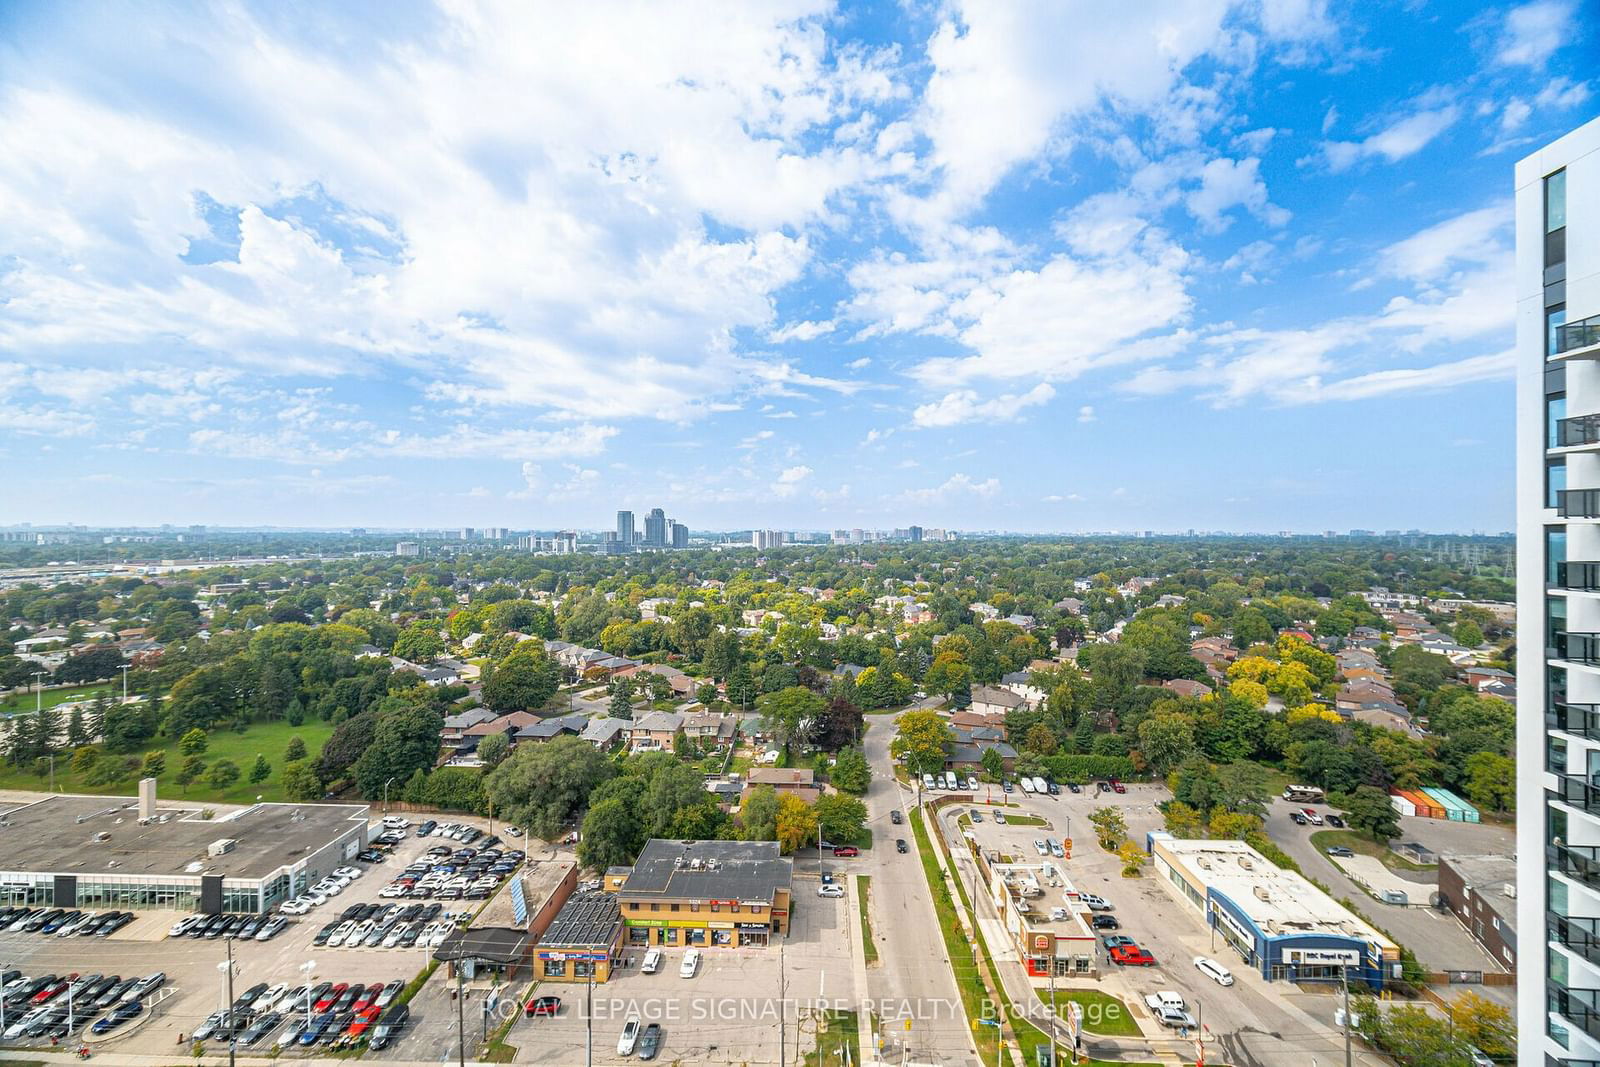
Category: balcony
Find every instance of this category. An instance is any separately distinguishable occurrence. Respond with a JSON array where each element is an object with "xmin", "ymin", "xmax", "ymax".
[
  {"xmin": 1553, "ymin": 986, "xmax": 1600, "ymax": 1042},
  {"xmin": 1552, "ymin": 703, "xmax": 1600, "ymax": 742},
  {"xmin": 1560, "ymin": 313, "xmax": 1600, "ymax": 357},
  {"xmin": 1553, "ymin": 774, "xmax": 1600, "ymax": 816},
  {"xmin": 1554, "ymin": 915, "xmax": 1600, "ymax": 966},
  {"xmin": 1553, "ymin": 844, "xmax": 1600, "ymax": 890},
  {"xmin": 1555, "ymin": 633, "xmax": 1600, "ymax": 665},
  {"xmin": 1561, "ymin": 491, "xmax": 1600, "ymax": 519},
  {"xmin": 1562, "ymin": 416, "xmax": 1600, "ymax": 449},
  {"xmin": 1562, "ymin": 564, "xmax": 1600, "ymax": 592}
]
